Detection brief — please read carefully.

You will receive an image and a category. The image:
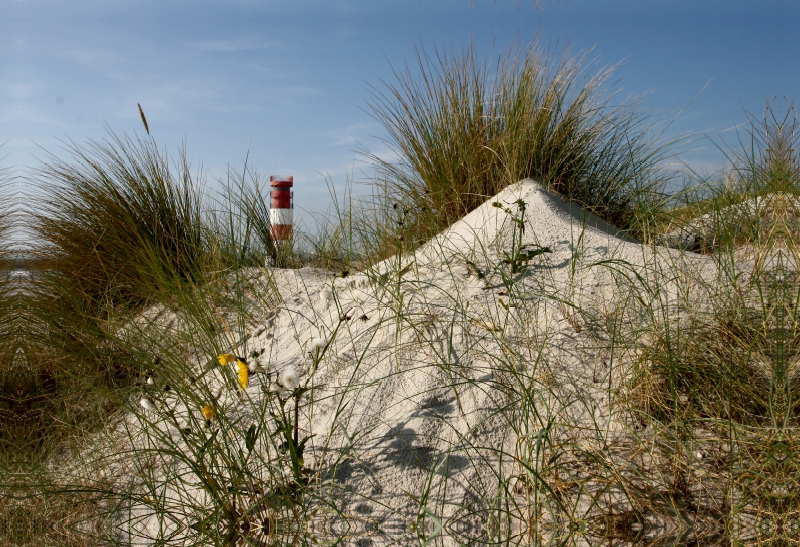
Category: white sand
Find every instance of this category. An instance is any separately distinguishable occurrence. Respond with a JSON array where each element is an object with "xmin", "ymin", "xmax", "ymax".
[{"xmin": 82, "ymin": 180, "xmax": 725, "ymax": 545}]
